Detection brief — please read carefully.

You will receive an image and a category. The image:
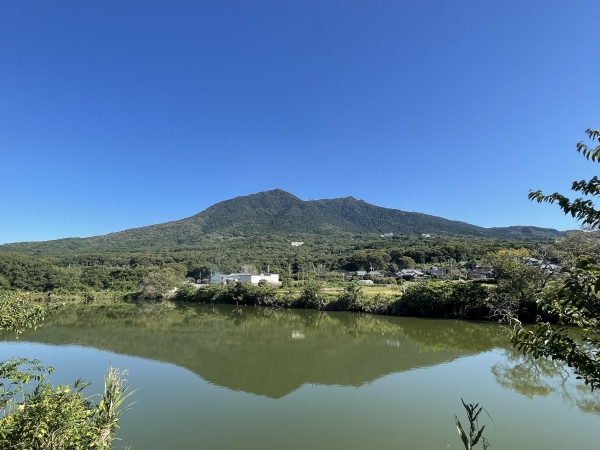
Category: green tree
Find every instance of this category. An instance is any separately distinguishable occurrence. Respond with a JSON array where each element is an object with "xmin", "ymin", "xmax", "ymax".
[
  {"xmin": 486, "ymin": 248, "xmax": 552, "ymax": 321},
  {"xmin": 347, "ymin": 250, "xmax": 391, "ymax": 271},
  {"xmin": 298, "ymin": 282, "xmax": 326, "ymax": 309},
  {"xmin": 395, "ymin": 255, "xmax": 416, "ymax": 270},
  {"xmin": 512, "ymin": 128, "xmax": 600, "ymax": 390},
  {"xmin": 137, "ymin": 266, "xmax": 184, "ymax": 300}
]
